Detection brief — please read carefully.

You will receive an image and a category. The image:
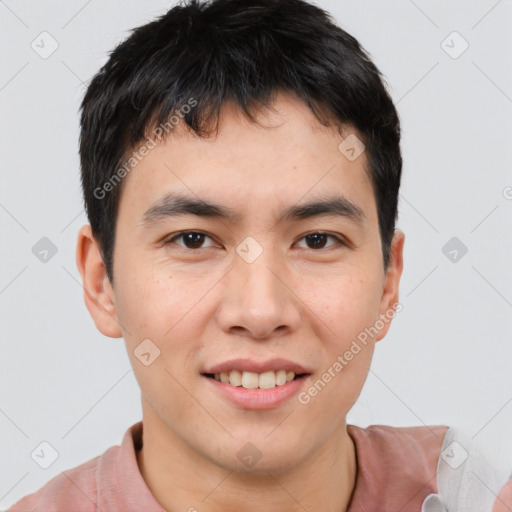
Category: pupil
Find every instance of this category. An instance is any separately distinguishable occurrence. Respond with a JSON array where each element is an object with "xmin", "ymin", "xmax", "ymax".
[
  {"xmin": 307, "ymin": 233, "xmax": 326, "ymax": 249},
  {"xmin": 182, "ymin": 233, "xmax": 327, "ymax": 249},
  {"xmin": 185, "ymin": 232, "xmax": 204, "ymax": 249}
]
